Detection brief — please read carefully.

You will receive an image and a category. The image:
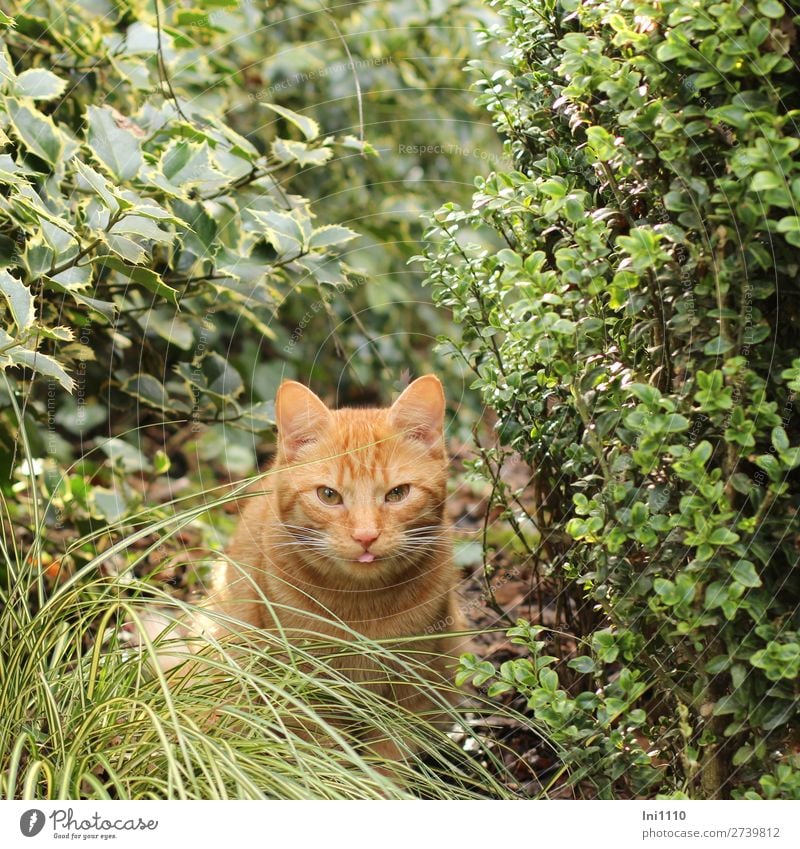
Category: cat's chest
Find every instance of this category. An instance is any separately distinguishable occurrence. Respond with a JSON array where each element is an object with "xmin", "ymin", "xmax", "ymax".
[{"xmin": 266, "ymin": 579, "xmax": 439, "ymax": 640}]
